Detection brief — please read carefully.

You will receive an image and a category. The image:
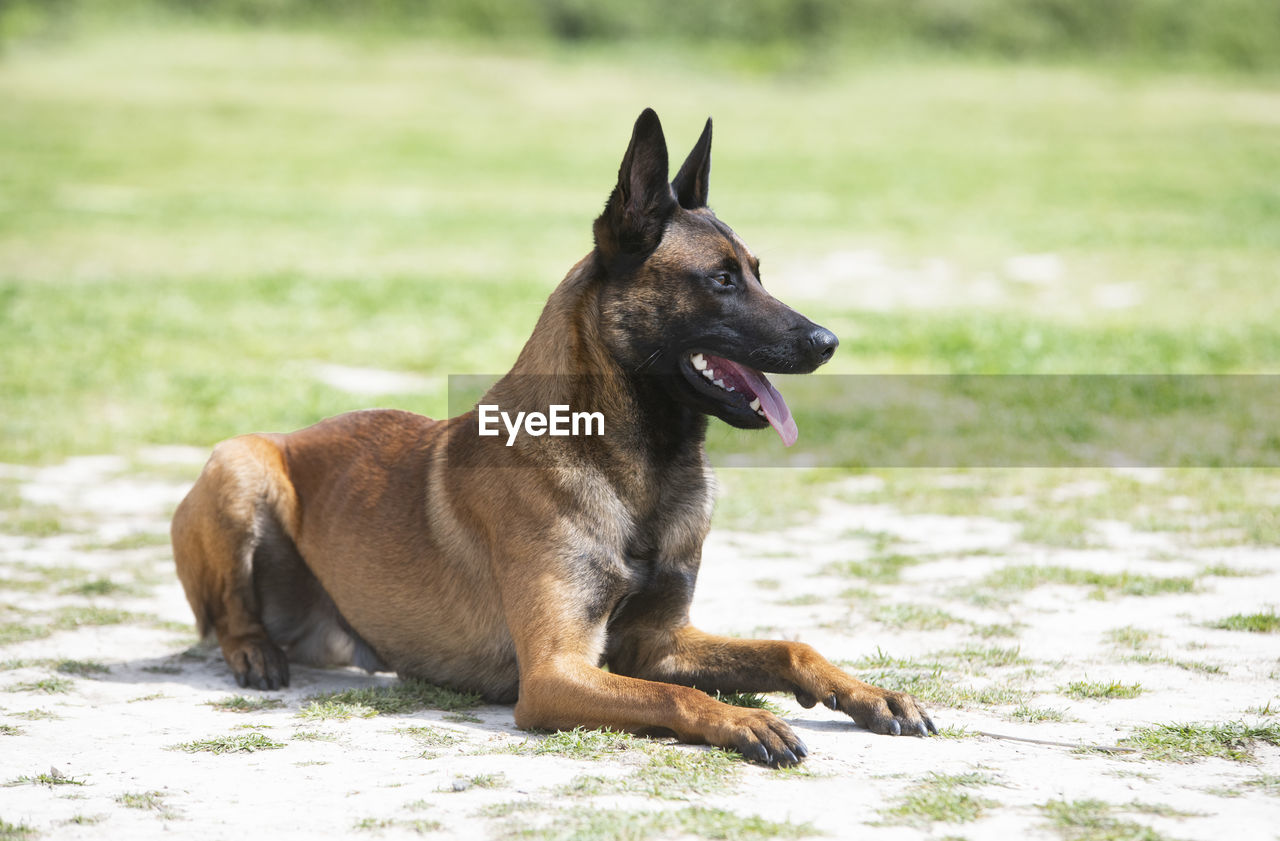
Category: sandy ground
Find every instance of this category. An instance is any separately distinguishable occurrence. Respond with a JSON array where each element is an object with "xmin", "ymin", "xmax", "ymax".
[{"xmin": 2, "ymin": 451, "xmax": 1278, "ymax": 840}]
